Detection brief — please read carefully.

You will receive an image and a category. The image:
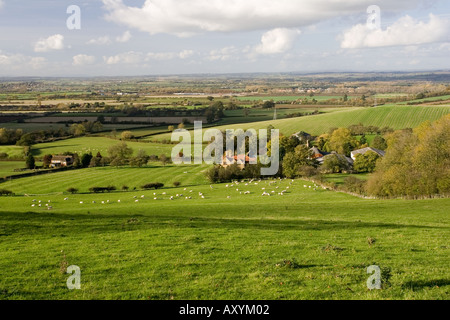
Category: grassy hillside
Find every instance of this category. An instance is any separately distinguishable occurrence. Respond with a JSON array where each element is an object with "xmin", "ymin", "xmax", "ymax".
[
  {"xmin": 0, "ymin": 164, "xmax": 210, "ymax": 195},
  {"xmin": 149, "ymin": 105, "xmax": 450, "ymax": 140},
  {"xmin": 0, "ymin": 179, "xmax": 448, "ymax": 299},
  {"xmin": 30, "ymin": 137, "xmax": 174, "ymax": 157}
]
